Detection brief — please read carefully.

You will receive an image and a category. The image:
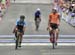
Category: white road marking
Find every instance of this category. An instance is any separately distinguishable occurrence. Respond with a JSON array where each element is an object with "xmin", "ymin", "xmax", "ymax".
[
  {"xmin": 0, "ymin": 35, "xmax": 75, "ymax": 37},
  {"xmin": 50, "ymin": 52, "xmax": 75, "ymax": 54},
  {"xmin": 0, "ymin": 43, "xmax": 75, "ymax": 46},
  {"xmin": 10, "ymin": 0, "xmax": 53, "ymax": 4}
]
